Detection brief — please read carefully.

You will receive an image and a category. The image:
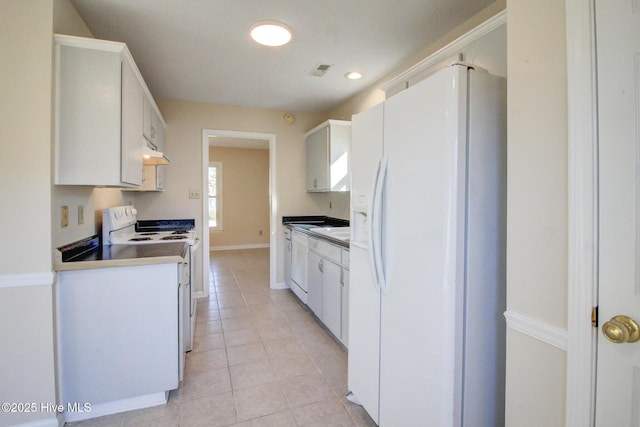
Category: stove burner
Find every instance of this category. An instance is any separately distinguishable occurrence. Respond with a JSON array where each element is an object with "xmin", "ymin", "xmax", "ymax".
[
  {"xmin": 161, "ymin": 235, "xmax": 187, "ymax": 240},
  {"xmin": 129, "ymin": 237, "xmax": 152, "ymax": 241},
  {"xmin": 172, "ymin": 230, "xmax": 189, "ymax": 234},
  {"xmin": 139, "ymin": 232, "xmax": 159, "ymax": 236}
]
